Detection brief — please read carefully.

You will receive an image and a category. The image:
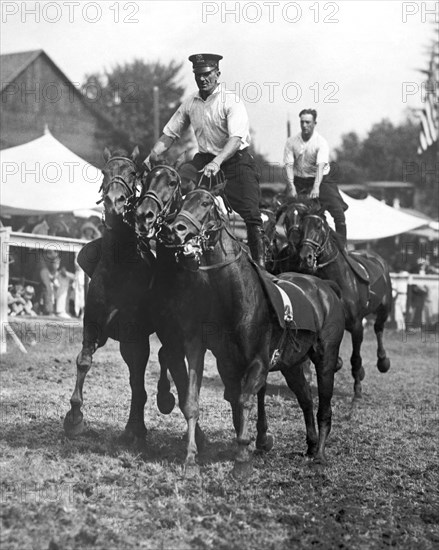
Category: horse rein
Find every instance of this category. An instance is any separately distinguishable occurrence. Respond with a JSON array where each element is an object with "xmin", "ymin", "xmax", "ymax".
[{"xmin": 172, "ymin": 188, "xmax": 243, "ymax": 271}]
